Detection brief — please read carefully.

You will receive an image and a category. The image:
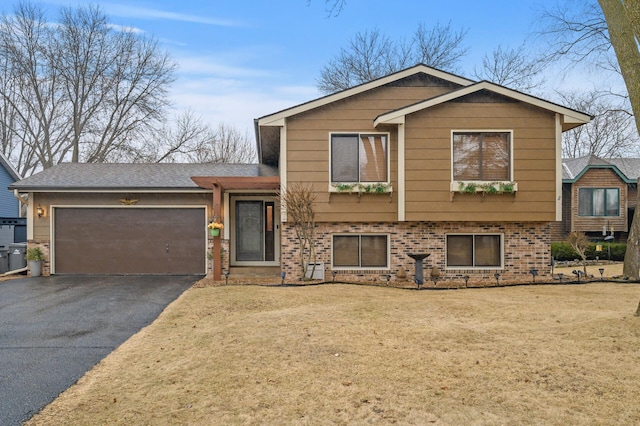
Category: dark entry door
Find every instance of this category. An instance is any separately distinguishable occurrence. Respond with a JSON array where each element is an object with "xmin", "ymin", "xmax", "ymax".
[
  {"xmin": 54, "ymin": 207, "xmax": 206, "ymax": 274},
  {"xmin": 235, "ymin": 201, "xmax": 275, "ymax": 262}
]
